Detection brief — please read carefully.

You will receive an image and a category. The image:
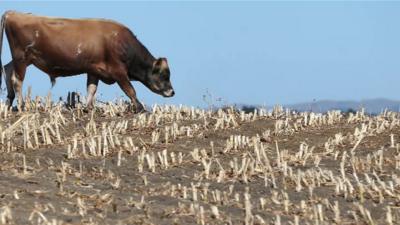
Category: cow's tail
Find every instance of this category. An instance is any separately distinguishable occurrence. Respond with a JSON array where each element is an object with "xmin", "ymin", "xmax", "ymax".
[
  {"xmin": 50, "ymin": 77, "xmax": 56, "ymax": 87},
  {"xmin": 0, "ymin": 12, "xmax": 7, "ymax": 90}
]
